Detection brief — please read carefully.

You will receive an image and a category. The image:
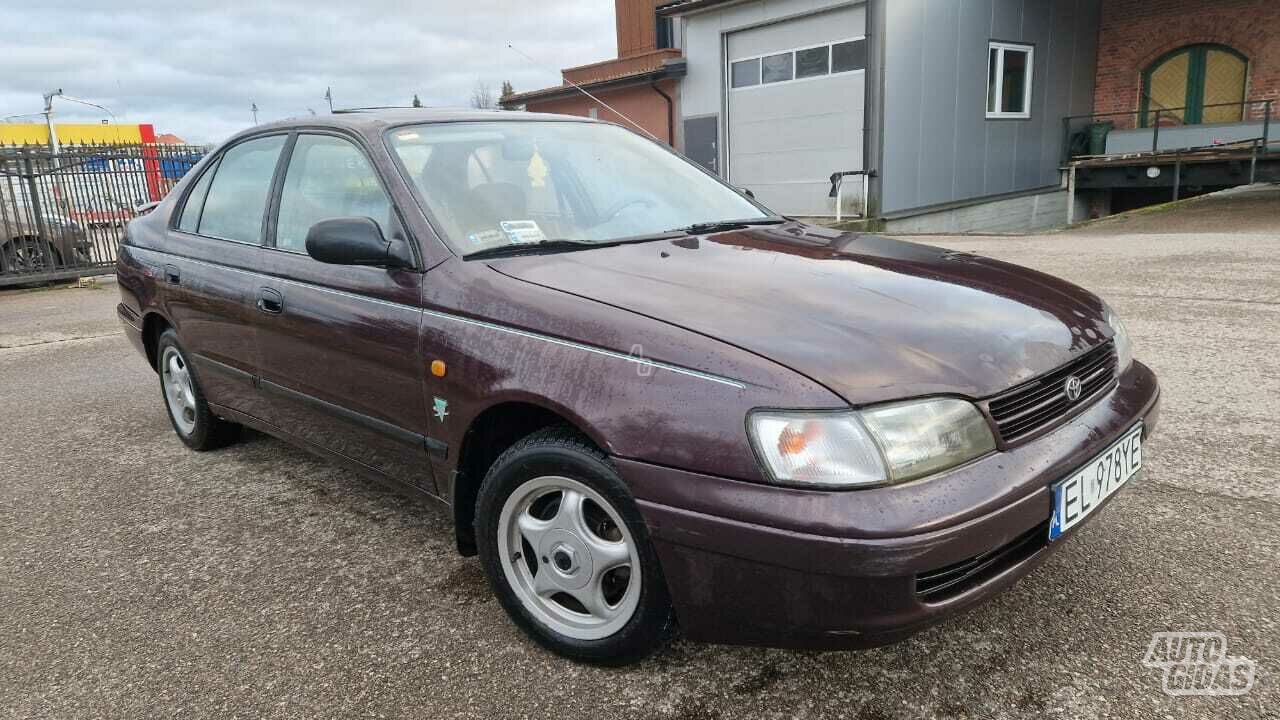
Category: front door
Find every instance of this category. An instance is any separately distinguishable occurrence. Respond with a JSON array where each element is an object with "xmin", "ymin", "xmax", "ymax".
[{"xmin": 254, "ymin": 132, "xmax": 434, "ymax": 491}]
